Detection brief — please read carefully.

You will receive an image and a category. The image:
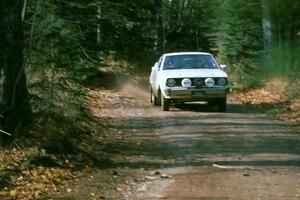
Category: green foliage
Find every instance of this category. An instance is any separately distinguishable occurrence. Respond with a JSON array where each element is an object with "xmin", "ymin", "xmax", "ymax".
[
  {"xmin": 213, "ymin": 0, "xmax": 299, "ymax": 89},
  {"xmin": 269, "ymin": 0, "xmax": 300, "ymax": 44},
  {"xmin": 25, "ymin": 0, "xmax": 101, "ymax": 82},
  {"xmin": 253, "ymin": 1, "xmax": 300, "ymax": 85},
  {"xmin": 217, "ymin": 0, "xmax": 263, "ymax": 74},
  {"xmin": 22, "ymin": 0, "xmax": 300, "ymax": 120},
  {"xmin": 162, "ymin": 0, "xmax": 217, "ymax": 52}
]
